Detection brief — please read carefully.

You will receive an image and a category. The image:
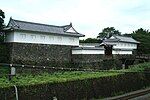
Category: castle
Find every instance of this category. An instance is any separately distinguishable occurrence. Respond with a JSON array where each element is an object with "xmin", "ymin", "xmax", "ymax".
[{"xmin": 1, "ymin": 18, "xmax": 139, "ymax": 68}]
